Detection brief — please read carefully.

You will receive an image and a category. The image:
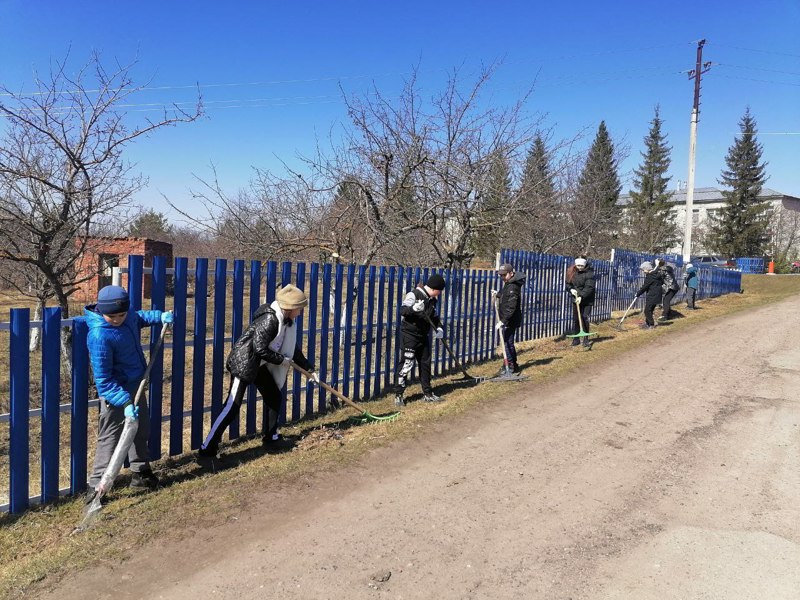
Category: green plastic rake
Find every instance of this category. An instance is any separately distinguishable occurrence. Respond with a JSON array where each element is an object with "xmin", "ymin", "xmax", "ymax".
[
  {"xmin": 290, "ymin": 363, "xmax": 399, "ymax": 423},
  {"xmin": 566, "ymin": 296, "xmax": 599, "ymax": 339}
]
